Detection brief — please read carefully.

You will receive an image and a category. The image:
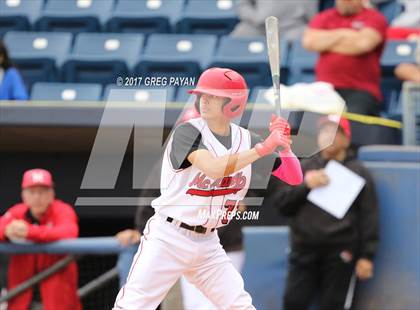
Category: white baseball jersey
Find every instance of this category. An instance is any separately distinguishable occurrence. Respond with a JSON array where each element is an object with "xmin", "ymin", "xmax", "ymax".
[{"xmin": 151, "ymin": 117, "xmax": 252, "ymax": 228}]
